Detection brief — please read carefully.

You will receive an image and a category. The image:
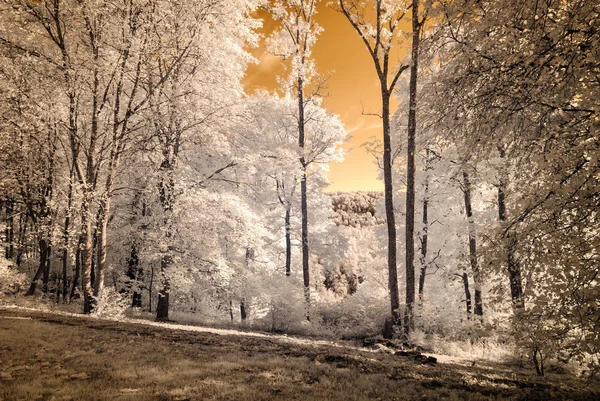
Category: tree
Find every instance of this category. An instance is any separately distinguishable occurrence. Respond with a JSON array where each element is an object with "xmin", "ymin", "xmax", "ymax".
[
  {"xmin": 423, "ymin": 0, "xmax": 600, "ymax": 371},
  {"xmin": 0, "ymin": 23, "xmax": 60, "ymax": 297},
  {"xmin": 237, "ymin": 92, "xmax": 345, "ymax": 301},
  {"xmin": 337, "ymin": 0, "xmax": 410, "ymax": 334},
  {"xmin": 267, "ymin": 0, "xmax": 324, "ymax": 319},
  {"xmin": 460, "ymin": 168, "xmax": 483, "ymax": 316},
  {"xmin": 136, "ymin": 0, "xmax": 260, "ymax": 321},
  {"xmin": 403, "ymin": 0, "xmax": 429, "ymax": 333},
  {"xmin": 417, "ymin": 148, "xmax": 437, "ymax": 303},
  {"xmin": 1, "ymin": 0, "xmax": 261, "ymax": 316}
]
